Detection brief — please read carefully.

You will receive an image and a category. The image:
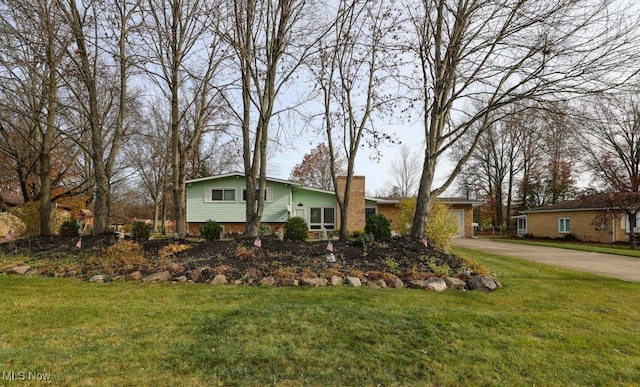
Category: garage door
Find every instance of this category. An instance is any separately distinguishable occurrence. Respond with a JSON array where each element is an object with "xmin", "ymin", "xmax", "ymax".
[{"xmin": 453, "ymin": 210, "xmax": 464, "ymax": 238}]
